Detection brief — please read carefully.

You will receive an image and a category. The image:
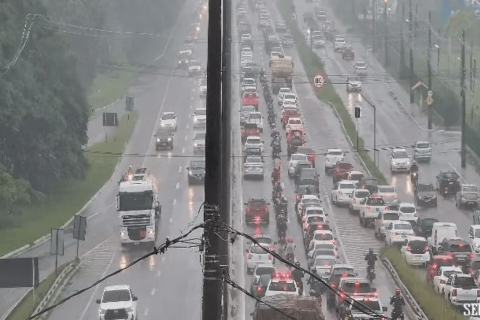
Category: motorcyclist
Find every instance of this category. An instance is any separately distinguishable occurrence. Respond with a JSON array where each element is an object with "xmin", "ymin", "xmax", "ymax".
[
  {"xmin": 390, "ymin": 287, "xmax": 405, "ymax": 319},
  {"xmin": 284, "ymin": 238, "xmax": 295, "ymax": 261},
  {"xmin": 292, "ymin": 262, "xmax": 304, "ymax": 289},
  {"xmin": 277, "ymin": 216, "xmax": 287, "ymax": 239},
  {"xmin": 364, "ymin": 248, "xmax": 377, "ymax": 274},
  {"xmin": 280, "ymin": 196, "xmax": 288, "ymax": 212},
  {"xmin": 271, "ymin": 130, "xmax": 280, "ymax": 140},
  {"xmin": 307, "ymin": 268, "xmax": 321, "ymax": 294},
  {"xmin": 305, "ymin": 186, "xmax": 313, "ymax": 195},
  {"xmin": 410, "ymin": 160, "xmax": 419, "ymax": 175}
]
